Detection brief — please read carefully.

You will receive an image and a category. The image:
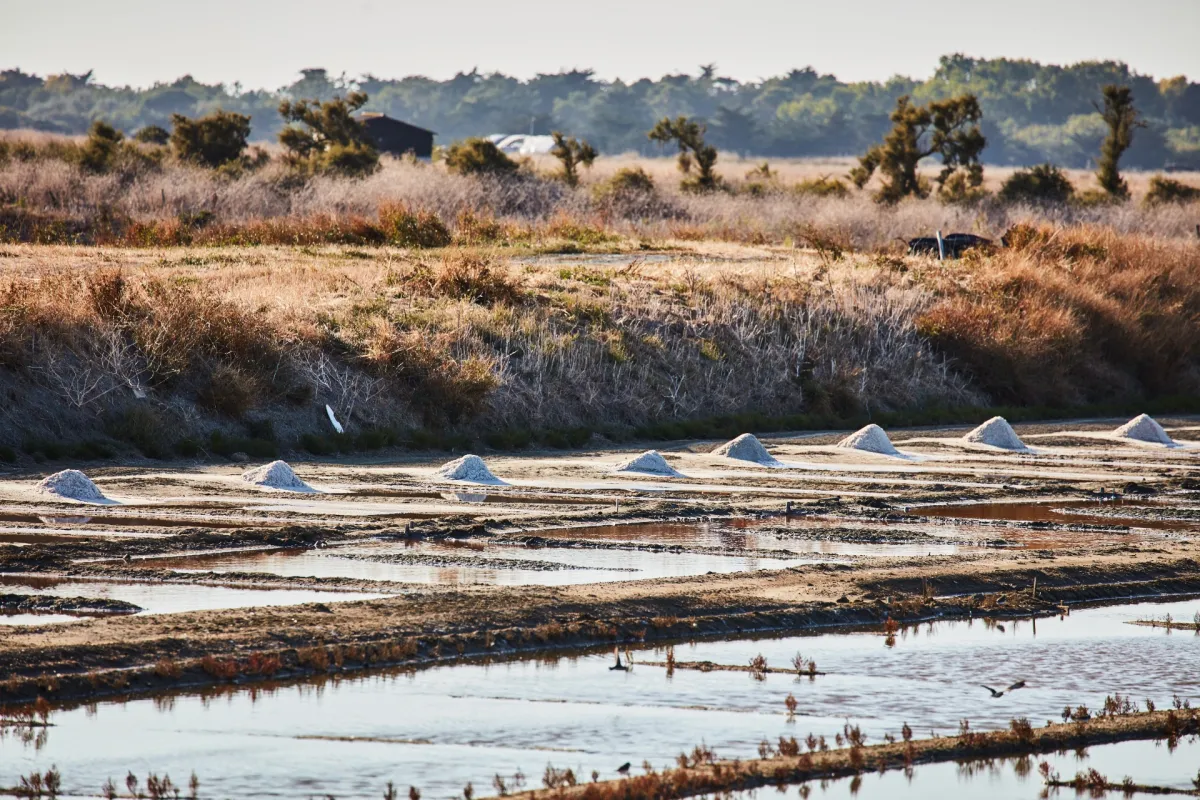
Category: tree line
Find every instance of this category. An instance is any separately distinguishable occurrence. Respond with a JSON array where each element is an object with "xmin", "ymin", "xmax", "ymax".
[
  {"xmin": 3, "ymin": 56, "xmax": 1200, "ymax": 167},
  {"xmin": 36, "ymin": 77, "xmax": 1195, "ymax": 210}
]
